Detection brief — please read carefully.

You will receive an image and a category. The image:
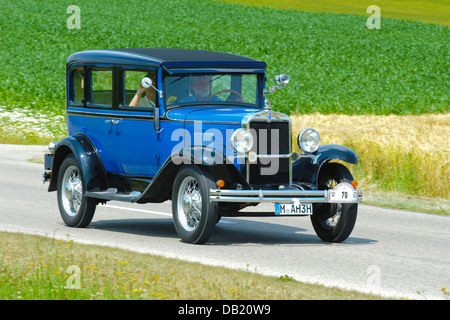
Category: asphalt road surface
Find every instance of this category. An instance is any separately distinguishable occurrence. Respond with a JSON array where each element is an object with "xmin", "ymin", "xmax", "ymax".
[{"xmin": 0, "ymin": 144, "xmax": 449, "ymax": 299}]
